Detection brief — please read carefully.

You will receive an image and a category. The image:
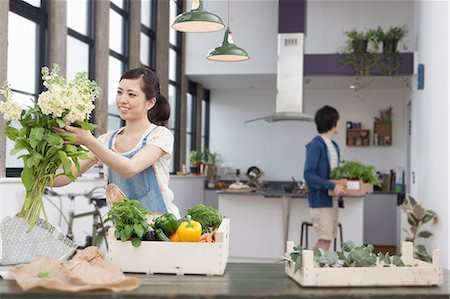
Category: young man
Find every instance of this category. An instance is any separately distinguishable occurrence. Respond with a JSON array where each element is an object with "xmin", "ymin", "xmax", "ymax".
[{"xmin": 303, "ymin": 105, "xmax": 347, "ymax": 251}]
